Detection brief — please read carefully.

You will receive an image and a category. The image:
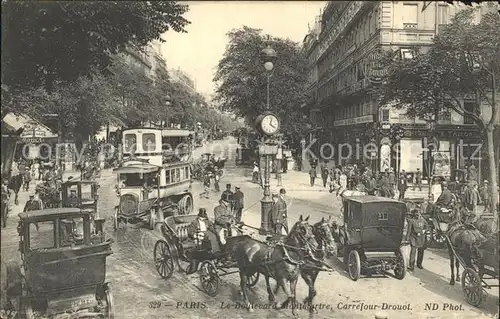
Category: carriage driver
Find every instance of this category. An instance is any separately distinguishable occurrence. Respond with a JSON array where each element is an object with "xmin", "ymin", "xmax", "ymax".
[
  {"xmin": 189, "ymin": 208, "xmax": 214, "ymax": 249},
  {"xmin": 407, "ymin": 209, "xmax": 428, "ymax": 271}
]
